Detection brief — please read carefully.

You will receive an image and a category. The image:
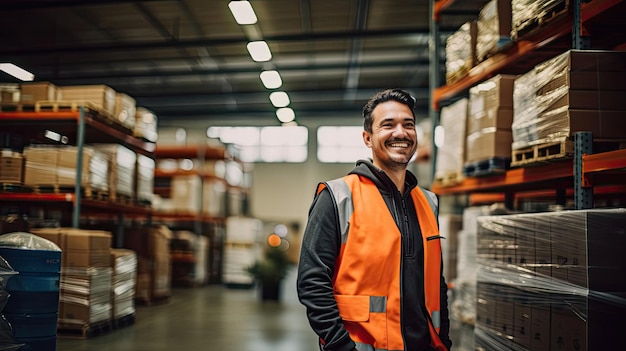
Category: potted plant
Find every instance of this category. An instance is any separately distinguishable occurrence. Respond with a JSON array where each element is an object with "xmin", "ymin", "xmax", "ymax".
[{"xmin": 246, "ymin": 246, "xmax": 291, "ymax": 301}]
